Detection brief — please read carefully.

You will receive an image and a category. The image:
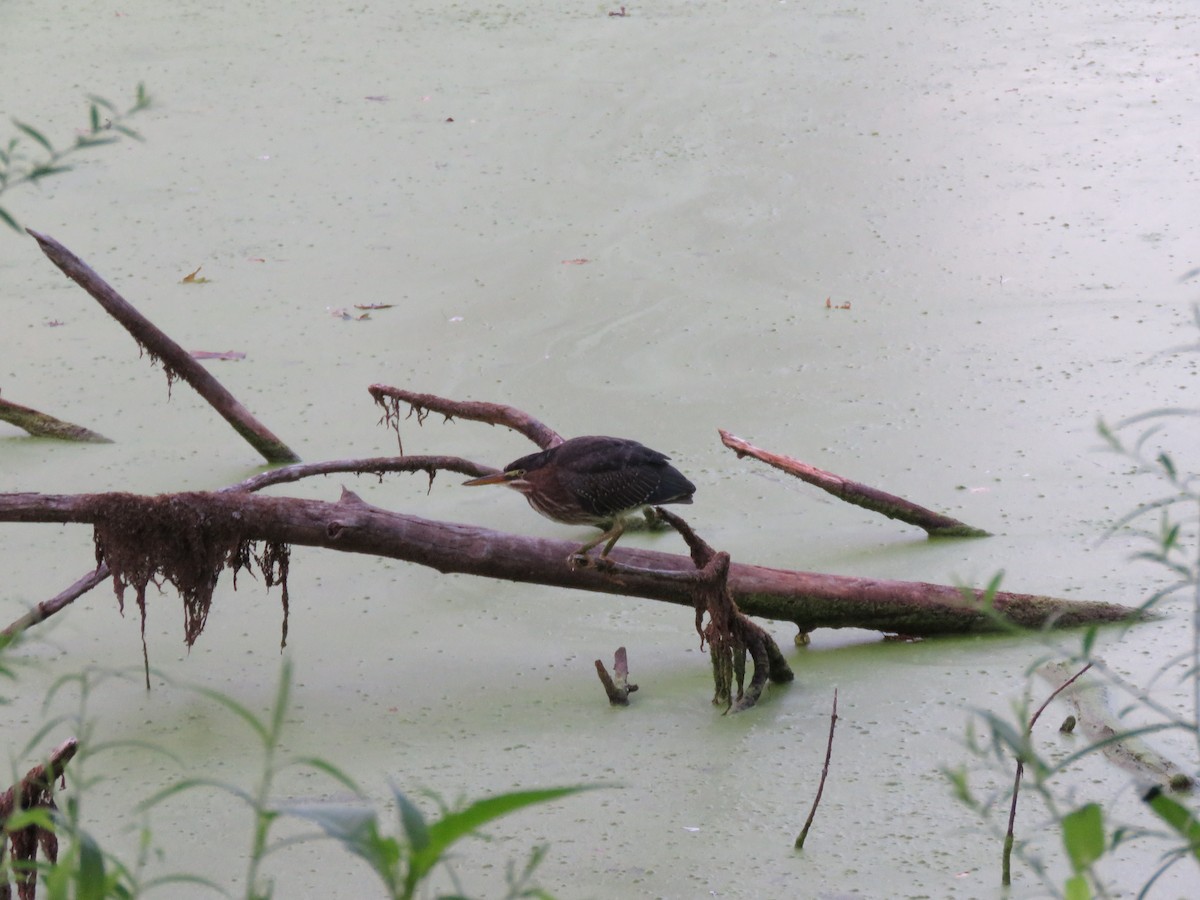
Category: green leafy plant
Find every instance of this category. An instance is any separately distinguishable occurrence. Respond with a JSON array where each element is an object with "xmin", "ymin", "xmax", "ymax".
[
  {"xmin": 137, "ymin": 659, "xmax": 589, "ymax": 899},
  {"xmin": 0, "ymin": 84, "xmax": 151, "ymax": 232},
  {"xmin": 283, "ymin": 784, "xmax": 590, "ymax": 900},
  {"xmin": 3, "ymin": 664, "xmax": 219, "ymax": 899},
  {"xmin": 950, "ymin": 308, "xmax": 1200, "ymax": 897},
  {"xmin": 3, "ymin": 650, "xmax": 588, "ymax": 899}
]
